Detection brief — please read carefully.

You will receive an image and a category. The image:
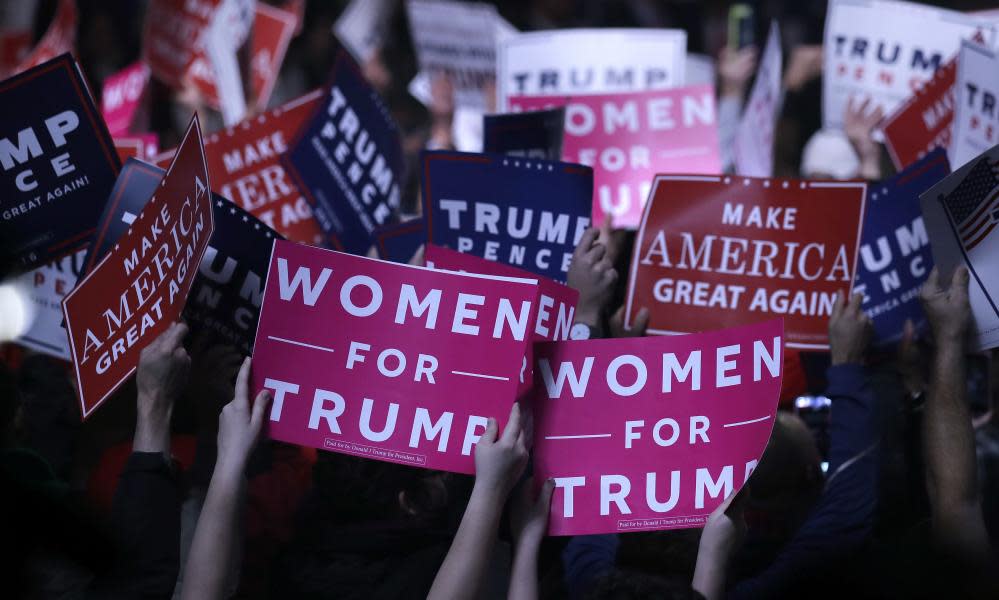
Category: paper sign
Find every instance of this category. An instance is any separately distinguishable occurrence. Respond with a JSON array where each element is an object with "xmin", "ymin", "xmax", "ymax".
[
  {"xmin": 11, "ymin": 0, "xmax": 76, "ymax": 77},
  {"xmin": 822, "ymin": 0, "xmax": 994, "ymax": 130},
  {"xmin": 251, "ymin": 239, "xmax": 537, "ymax": 474},
  {"xmin": 951, "ymin": 41, "xmax": 999, "ymax": 170},
  {"xmin": 734, "ymin": 22, "xmax": 782, "ymax": 178},
  {"xmin": 114, "ymin": 134, "xmax": 159, "ymax": 163},
  {"xmin": 62, "ymin": 116, "xmax": 214, "ymax": 418},
  {"xmin": 856, "ymin": 148, "xmax": 949, "ymax": 344},
  {"xmin": 497, "ymin": 29, "xmax": 687, "ymax": 110},
  {"xmin": 532, "ymin": 319, "xmax": 783, "ymax": 536},
  {"xmin": 101, "ymin": 62, "xmax": 150, "ymax": 137},
  {"xmin": 920, "ymin": 143, "xmax": 999, "ymax": 350},
  {"xmin": 406, "ymin": 0, "xmax": 506, "ymax": 108},
  {"xmin": 375, "ymin": 218, "xmax": 426, "ymax": 263},
  {"xmin": 625, "ymin": 175, "xmax": 867, "ymax": 350},
  {"xmin": 0, "ymin": 53, "xmax": 121, "ymax": 276},
  {"xmin": 422, "ymin": 150, "xmax": 593, "ymax": 283},
  {"xmin": 424, "ymin": 243, "xmax": 578, "ymax": 397},
  {"xmin": 333, "ymin": 0, "xmax": 395, "ymax": 63},
  {"xmin": 143, "ymin": 0, "xmax": 219, "ymax": 88},
  {"xmin": 282, "ymin": 49, "xmax": 404, "ymax": 253},
  {"xmin": 882, "ymin": 57, "xmax": 956, "ymax": 170},
  {"xmin": 509, "ymin": 86, "xmax": 721, "ymax": 228},
  {"xmin": 482, "ymin": 107, "xmax": 565, "ymax": 161},
  {"xmin": 13, "ymin": 248, "xmax": 86, "ymax": 360},
  {"xmin": 160, "ymin": 90, "xmax": 326, "ymax": 245}
]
